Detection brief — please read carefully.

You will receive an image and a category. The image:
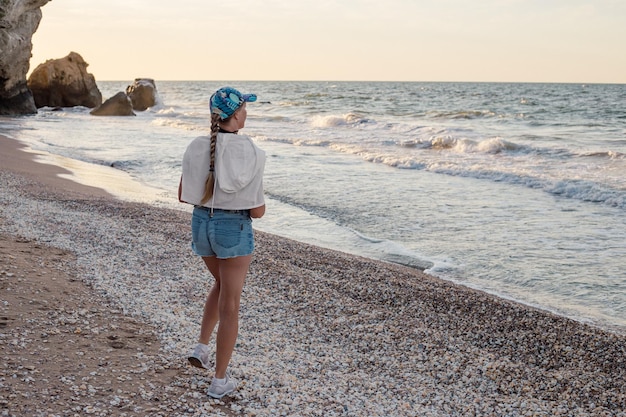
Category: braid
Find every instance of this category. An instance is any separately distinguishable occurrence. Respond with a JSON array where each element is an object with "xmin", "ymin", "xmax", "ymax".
[
  {"xmin": 200, "ymin": 113, "xmax": 221, "ymax": 204},
  {"xmin": 209, "ymin": 113, "xmax": 219, "ymax": 172}
]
